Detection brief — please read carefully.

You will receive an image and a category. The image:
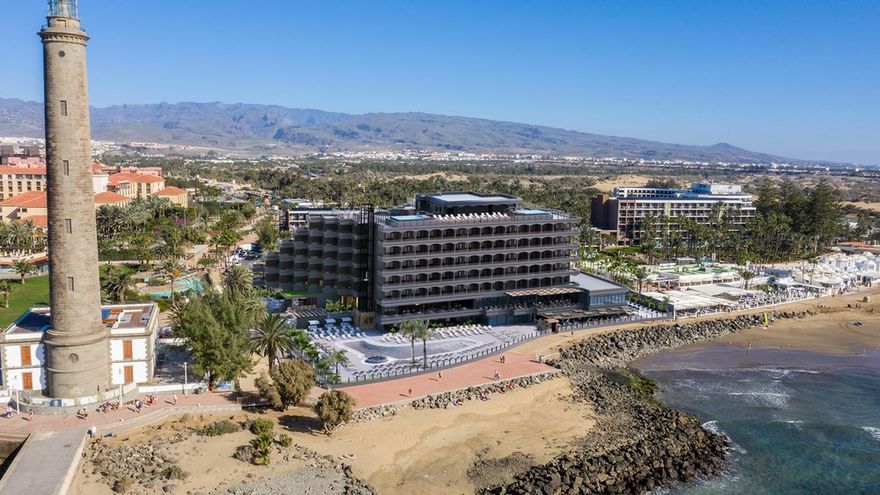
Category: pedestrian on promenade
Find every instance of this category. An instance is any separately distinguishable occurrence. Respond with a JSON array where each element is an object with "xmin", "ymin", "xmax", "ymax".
[
  {"xmin": 89, "ymin": 425, "xmax": 97, "ymax": 438},
  {"xmin": 26, "ymin": 410, "xmax": 33, "ymax": 421},
  {"xmin": 500, "ymin": 354, "xmax": 505, "ymax": 364},
  {"xmin": 172, "ymin": 394, "xmax": 178, "ymax": 405},
  {"xmin": 494, "ymin": 370, "xmax": 501, "ymax": 380},
  {"xmin": 438, "ymin": 371, "xmax": 442, "ymax": 381},
  {"xmin": 4, "ymin": 405, "xmax": 12, "ymax": 418},
  {"xmin": 408, "ymin": 388, "xmax": 413, "ymax": 397}
]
